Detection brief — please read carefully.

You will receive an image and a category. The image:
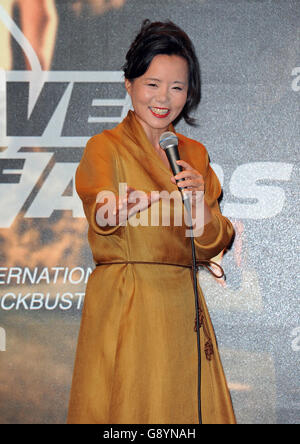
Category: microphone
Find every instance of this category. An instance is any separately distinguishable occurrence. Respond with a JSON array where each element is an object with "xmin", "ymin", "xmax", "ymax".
[
  {"xmin": 159, "ymin": 131, "xmax": 188, "ymax": 201},
  {"xmin": 159, "ymin": 131, "xmax": 181, "ymax": 175}
]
